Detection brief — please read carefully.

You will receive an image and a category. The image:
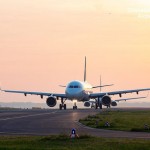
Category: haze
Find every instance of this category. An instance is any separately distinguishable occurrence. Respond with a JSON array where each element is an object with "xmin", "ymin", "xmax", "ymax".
[{"xmin": 0, "ymin": 0, "xmax": 150, "ymax": 106}]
